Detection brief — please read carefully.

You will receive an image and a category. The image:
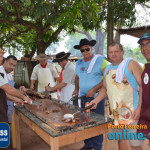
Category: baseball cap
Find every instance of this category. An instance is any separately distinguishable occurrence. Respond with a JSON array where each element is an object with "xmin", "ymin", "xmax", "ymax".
[{"xmin": 138, "ymin": 33, "xmax": 150, "ymax": 44}]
